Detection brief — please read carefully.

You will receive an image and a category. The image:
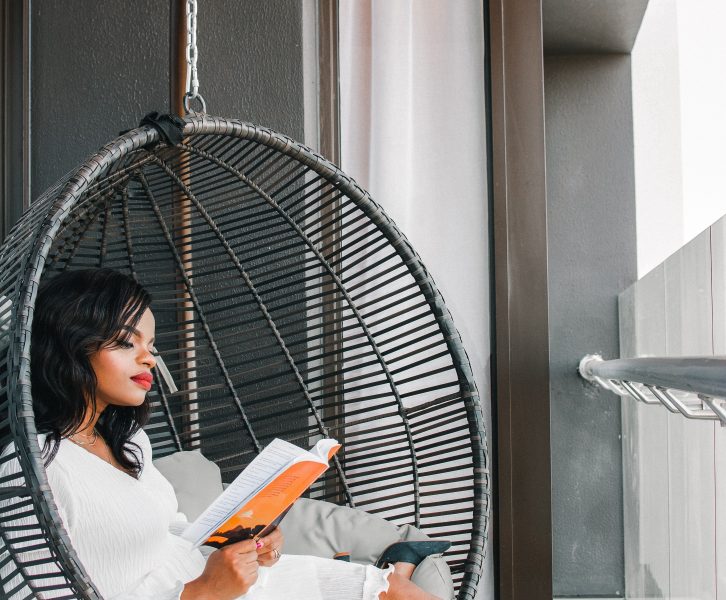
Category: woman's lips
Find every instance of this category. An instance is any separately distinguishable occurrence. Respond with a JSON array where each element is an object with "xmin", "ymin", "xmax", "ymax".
[{"xmin": 131, "ymin": 373, "xmax": 153, "ymax": 391}]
